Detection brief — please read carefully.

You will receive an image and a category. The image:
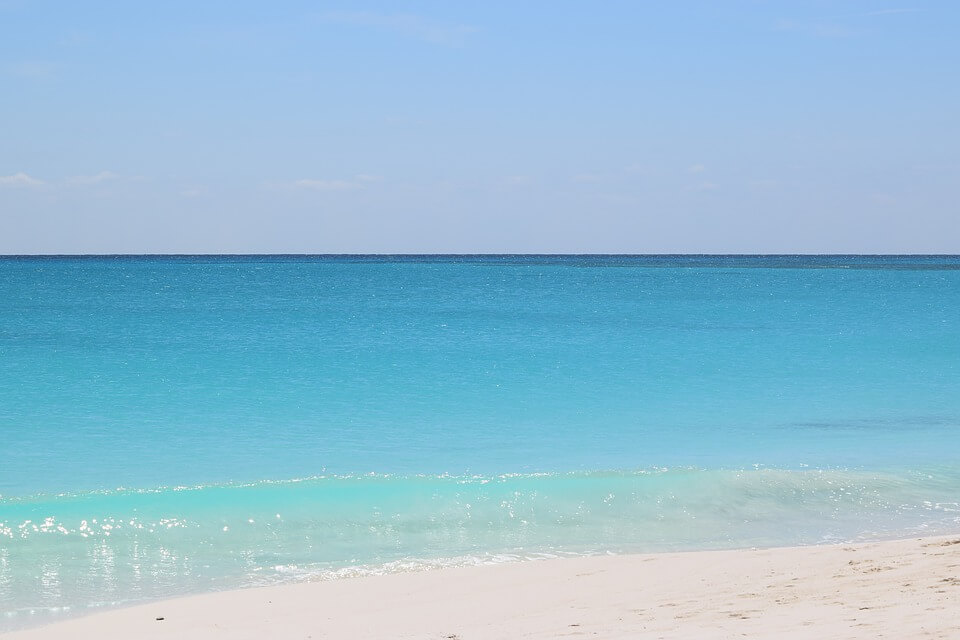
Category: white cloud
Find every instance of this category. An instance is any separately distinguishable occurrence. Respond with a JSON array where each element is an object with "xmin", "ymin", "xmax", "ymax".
[
  {"xmin": 66, "ymin": 170, "xmax": 119, "ymax": 185},
  {"xmin": 574, "ymin": 164, "xmax": 653, "ymax": 183},
  {"xmin": 688, "ymin": 164, "xmax": 706, "ymax": 174},
  {"xmin": 317, "ymin": 11, "xmax": 477, "ymax": 46},
  {"xmin": 295, "ymin": 179, "xmax": 359, "ymax": 191},
  {"xmin": 0, "ymin": 172, "xmax": 43, "ymax": 187},
  {"xmin": 292, "ymin": 175, "xmax": 379, "ymax": 191},
  {"xmin": 572, "ymin": 173, "xmax": 606, "ymax": 184}
]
